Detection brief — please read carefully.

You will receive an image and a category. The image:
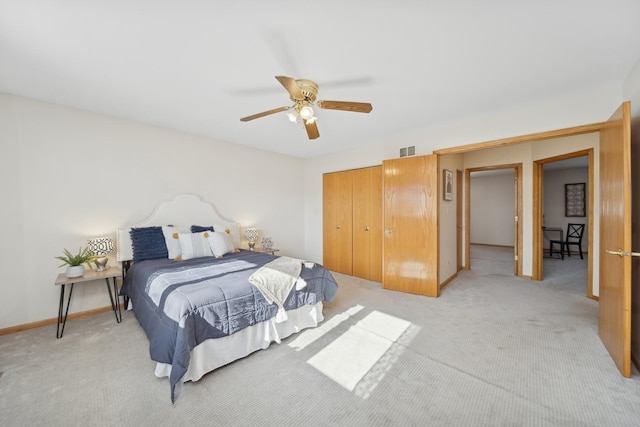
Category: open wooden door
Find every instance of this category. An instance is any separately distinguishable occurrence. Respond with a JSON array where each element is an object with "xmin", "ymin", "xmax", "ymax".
[
  {"xmin": 599, "ymin": 101, "xmax": 632, "ymax": 377},
  {"xmin": 382, "ymin": 155, "xmax": 439, "ymax": 297}
]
